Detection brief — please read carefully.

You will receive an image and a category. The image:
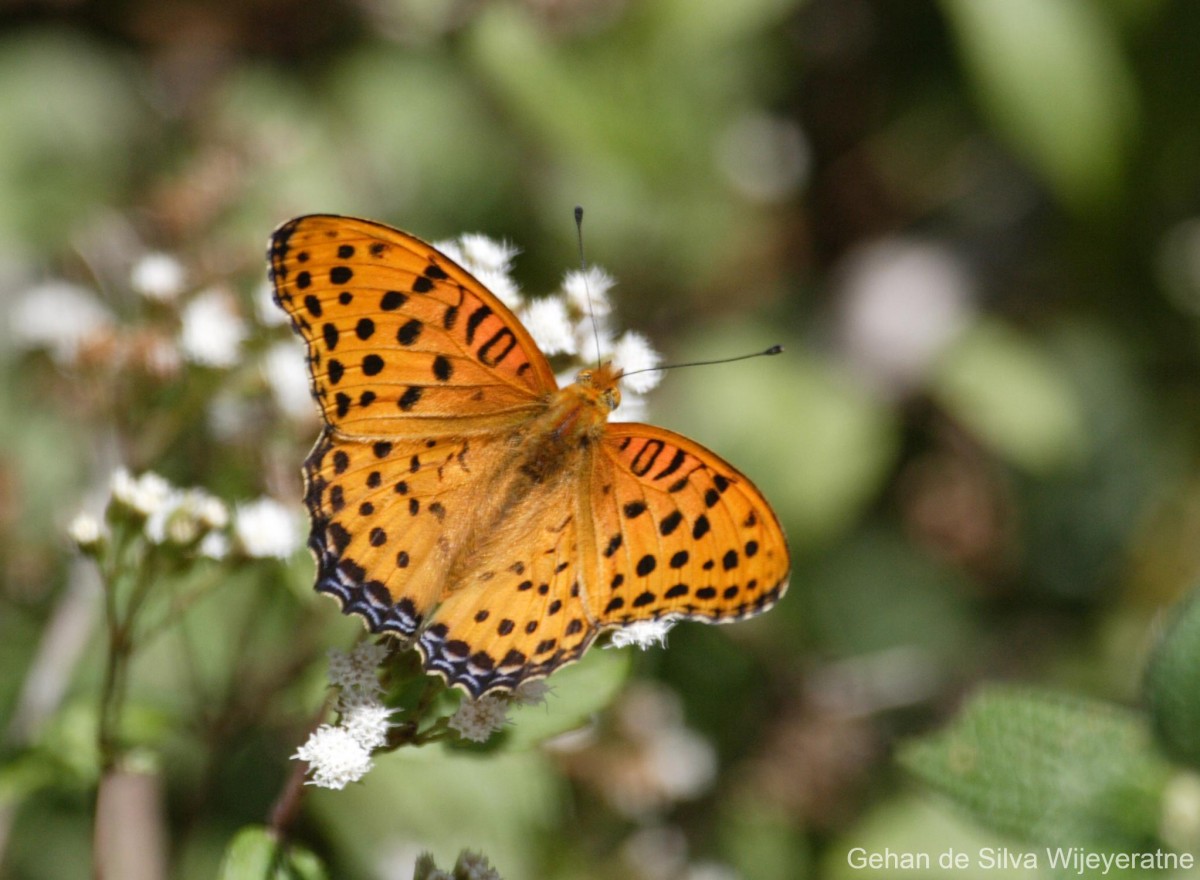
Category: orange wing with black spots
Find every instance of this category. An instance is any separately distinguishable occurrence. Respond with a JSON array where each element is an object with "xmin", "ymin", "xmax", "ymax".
[
  {"xmin": 414, "ymin": 473, "xmax": 600, "ymax": 695},
  {"xmin": 587, "ymin": 425, "xmax": 789, "ymax": 629},
  {"xmin": 270, "ymin": 214, "xmax": 791, "ymax": 699},
  {"xmin": 269, "ymin": 215, "xmax": 557, "ymax": 438},
  {"xmin": 303, "ymin": 429, "xmax": 495, "ymax": 639}
]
